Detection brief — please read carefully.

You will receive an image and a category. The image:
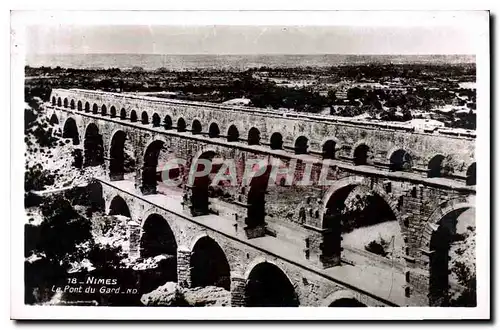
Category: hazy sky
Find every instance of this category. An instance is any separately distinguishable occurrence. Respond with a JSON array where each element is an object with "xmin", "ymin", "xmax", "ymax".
[{"xmin": 26, "ymin": 25, "xmax": 477, "ymax": 55}]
